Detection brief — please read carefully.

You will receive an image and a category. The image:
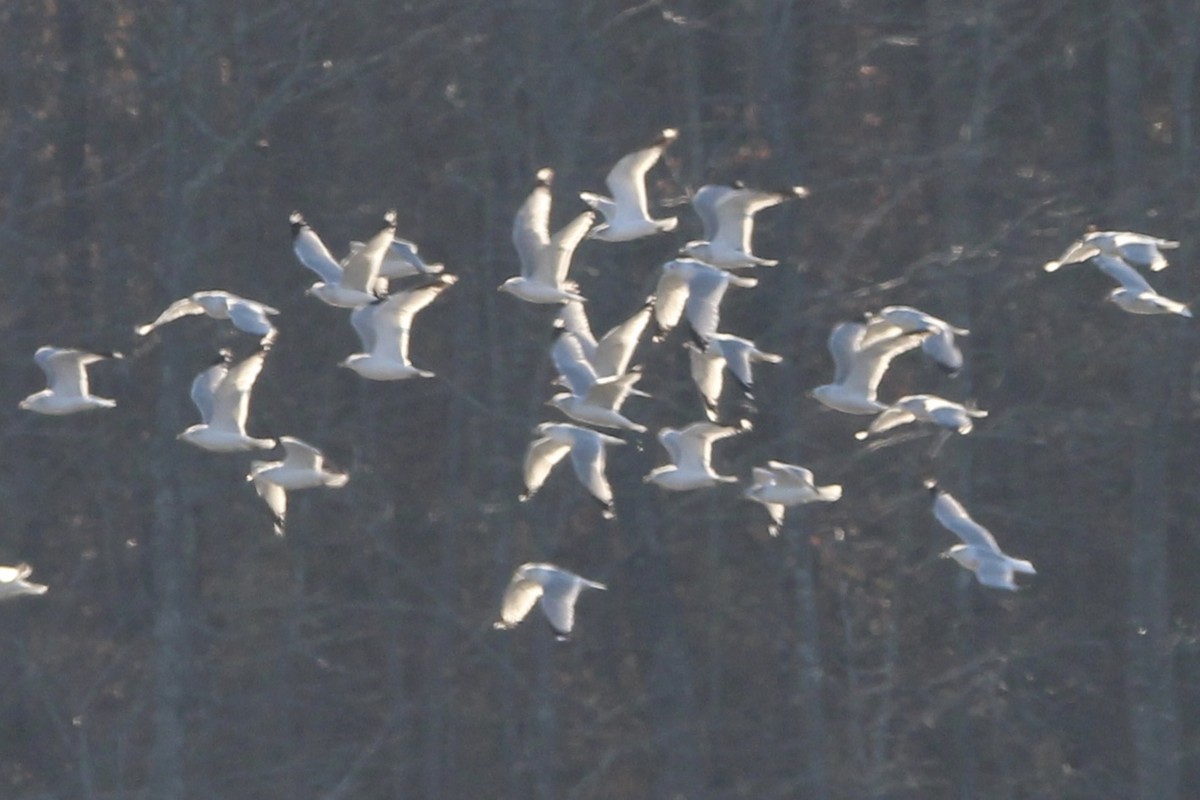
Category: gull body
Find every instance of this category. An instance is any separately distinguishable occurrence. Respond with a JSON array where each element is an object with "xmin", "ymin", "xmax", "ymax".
[
  {"xmin": 682, "ymin": 183, "xmax": 808, "ymax": 268},
  {"xmin": 178, "ymin": 348, "xmax": 275, "ymax": 452},
  {"xmin": 811, "ymin": 320, "xmax": 928, "ymax": 415},
  {"xmin": 743, "ymin": 461, "xmax": 842, "ymax": 536},
  {"xmin": 686, "ymin": 333, "xmax": 783, "ymax": 421},
  {"xmin": 1044, "ymin": 230, "xmax": 1179, "ymax": 272},
  {"xmin": 645, "ymin": 421, "xmax": 745, "ymax": 491},
  {"xmin": 520, "ymin": 422, "xmax": 626, "ymax": 518},
  {"xmin": 653, "ymin": 258, "xmax": 757, "ymax": 342},
  {"xmin": 136, "ymin": 290, "xmax": 280, "ymax": 345},
  {"xmin": 341, "ymin": 274, "xmax": 458, "ymax": 379},
  {"xmin": 20, "ymin": 347, "xmax": 121, "ymax": 415},
  {"xmin": 500, "ymin": 168, "xmax": 591, "ymax": 303},
  {"xmin": 494, "ymin": 562, "xmax": 607, "ymax": 640},
  {"xmin": 292, "ymin": 211, "xmax": 396, "ymax": 308},
  {"xmin": 247, "ymin": 437, "xmax": 349, "ymax": 535},
  {"xmin": 929, "ymin": 483, "xmax": 1035, "ymax": 591},
  {"xmin": 867, "ymin": 305, "xmax": 968, "ymax": 374},
  {"xmin": 1093, "ymin": 255, "xmax": 1192, "ymax": 317},
  {"xmin": 581, "ymin": 128, "xmax": 679, "ymax": 242},
  {"xmin": 549, "ymin": 329, "xmax": 649, "ymax": 432},
  {"xmin": 856, "ymin": 394, "xmax": 987, "ymax": 439},
  {"xmin": 0, "ymin": 563, "xmax": 48, "ymax": 599},
  {"xmin": 556, "ymin": 298, "xmax": 653, "ymax": 380}
]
